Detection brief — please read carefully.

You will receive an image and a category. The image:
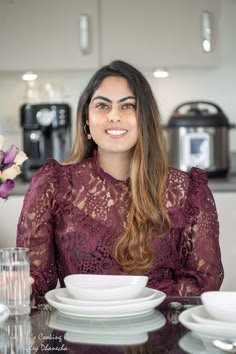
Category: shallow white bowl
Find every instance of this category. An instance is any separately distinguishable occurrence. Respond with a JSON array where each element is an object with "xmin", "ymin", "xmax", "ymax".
[
  {"xmin": 201, "ymin": 291, "xmax": 236, "ymax": 322},
  {"xmin": 64, "ymin": 274, "xmax": 148, "ymax": 301}
]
